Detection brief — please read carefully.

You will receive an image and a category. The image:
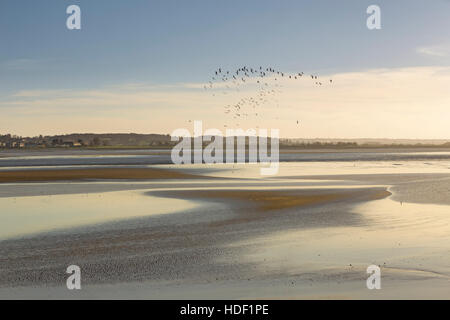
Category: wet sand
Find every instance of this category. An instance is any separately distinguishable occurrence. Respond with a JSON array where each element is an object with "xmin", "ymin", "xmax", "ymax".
[
  {"xmin": 0, "ymin": 167, "xmax": 204, "ymax": 183},
  {"xmin": 0, "ymin": 181, "xmax": 390, "ymax": 286},
  {"xmin": 0, "ymin": 161, "xmax": 449, "ymax": 299},
  {"xmin": 154, "ymin": 189, "xmax": 391, "ymax": 212}
]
